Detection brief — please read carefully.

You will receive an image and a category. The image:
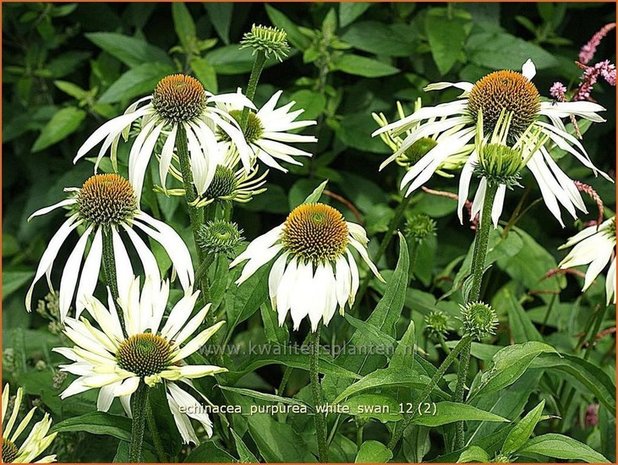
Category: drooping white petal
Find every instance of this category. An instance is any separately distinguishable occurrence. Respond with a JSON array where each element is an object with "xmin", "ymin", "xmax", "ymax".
[
  {"xmin": 112, "ymin": 226, "xmax": 134, "ymax": 302},
  {"xmin": 491, "ymin": 184, "xmax": 507, "ymax": 228},
  {"xmin": 458, "ymin": 152, "xmax": 477, "ymax": 224},
  {"xmin": 59, "ymin": 225, "xmax": 93, "ymax": 320},
  {"xmin": 27, "ymin": 198, "xmax": 77, "ymax": 221},
  {"xmin": 268, "ymin": 252, "xmax": 288, "ymax": 308},
  {"xmin": 75, "ymin": 227, "xmax": 103, "ymax": 317},
  {"xmin": 159, "ymin": 125, "xmax": 178, "ymax": 188},
  {"xmin": 606, "ymin": 257, "xmax": 616, "ymax": 305}
]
